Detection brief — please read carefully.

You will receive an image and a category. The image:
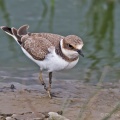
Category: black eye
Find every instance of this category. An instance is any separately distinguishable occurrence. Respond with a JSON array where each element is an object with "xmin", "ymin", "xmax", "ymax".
[{"xmin": 68, "ymin": 44, "xmax": 73, "ymax": 49}]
